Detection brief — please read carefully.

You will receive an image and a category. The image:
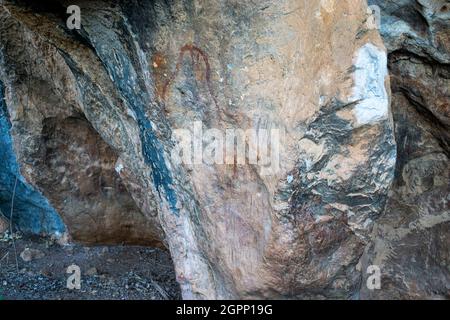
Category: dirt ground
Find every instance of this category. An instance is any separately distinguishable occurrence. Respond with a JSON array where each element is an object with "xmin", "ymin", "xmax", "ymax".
[{"xmin": 0, "ymin": 233, "xmax": 181, "ymax": 300}]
